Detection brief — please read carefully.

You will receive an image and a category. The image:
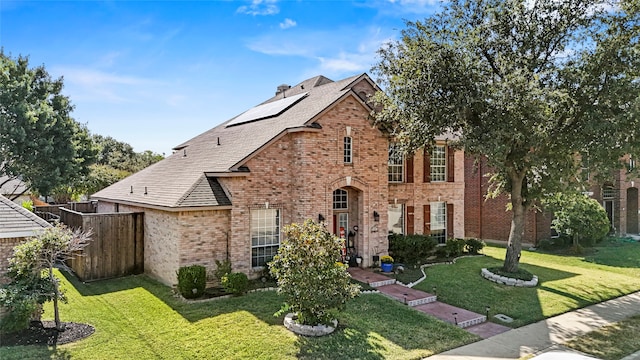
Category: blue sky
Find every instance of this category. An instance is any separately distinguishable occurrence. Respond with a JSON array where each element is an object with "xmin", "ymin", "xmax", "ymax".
[{"xmin": 1, "ymin": 0, "xmax": 440, "ymax": 155}]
